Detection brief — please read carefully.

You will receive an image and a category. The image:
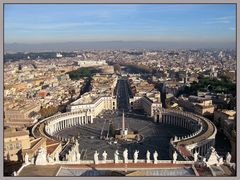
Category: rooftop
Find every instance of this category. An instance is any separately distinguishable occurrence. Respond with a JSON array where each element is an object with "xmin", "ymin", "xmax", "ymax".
[
  {"xmin": 222, "ymin": 110, "xmax": 236, "ymax": 117},
  {"xmin": 4, "ymin": 128, "xmax": 29, "ymax": 138}
]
